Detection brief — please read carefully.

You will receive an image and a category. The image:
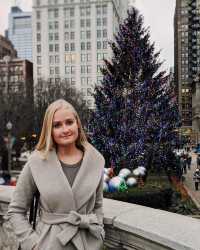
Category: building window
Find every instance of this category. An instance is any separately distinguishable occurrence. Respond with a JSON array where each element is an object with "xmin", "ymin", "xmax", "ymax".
[
  {"xmin": 87, "ymin": 65, "xmax": 91, "ymax": 73},
  {"xmin": 86, "ymin": 30, "xmax": 91, "ymax": 39},
  {"xmin": 70, "ymin": 20, "xmax": 75, "ymax": 28},
  {"xmin": 37, "ymin": 33, "xmax": 41, "ymax": 41},
  {"xmin": 81, "ymin": 65, "xmax": 86, "ymax": 73},
  {"xmin": 71, "ymin": 43, "xmax": 75, "ymax": 51},
  {"xmin": 103, "ymin": 41, "xmax": 107, "ymax": 49},
  {"xmin": 70, "ymin": 8, "xmax": 75, "ymax": 17},
  {"xmin": 103, "ymin": 29, "xmax": 107, "ymax": 38},
  {"xmin": 55, "ymin": 32, "xmax": 59, "ymax": 40},
  {"xmin": 97, "ymin": 30, "xmax": 101, "ymax": 38},
  {"xmin": 71, "ymin": 77, "xmax": 75, "ymax": 85},
  {"xmin": 86, "ymin": 19, "xmax": 91, "ymax": 27},
  {"xmin": 65, "ymin": 32, "xmax": 69, "ymax": 40},
  {"xmin": 65, "ymin": 43, "xmax": 69, "ymax": 51},
  {"xmin": 65, "ymin": 66, "xmax": 70, "ymax": 74},
  {"xmin": 37, "ymin": 22, "xmax": 41, "ymax": 31},
  {"xmin": 80, "ymin": 19, "xmax": 85, "ymax": 28},
  {"xmin": 54, "ymin": 9, "xmax": 59, "ymax": 18},
  {"xmin": 37, "ymin": 44, "xmax": 41, "ymax": 53},
  {"xmin": 103, "ymin": 17, "xmax": 107, "ymax": 26},
  {"xmin": 36, "ymin": 11, "xmax": 41, "ymax": 19},
  {"xmin": 37, "ymin": 56, "xmax": 41, "ymax": 64},
  {"xmin": 81, "ymin": 77, "xmax": 87, "ymax": 85},
  {"xmin": 87, "ymin": 54, "xmax": 91, "ymax": 61},
  {"xmin": 49, "ymin": 55, "xmax": 54, "ymax": 64},
  {"xmin": 55, "ymin": 44, "xmax": 59, "ymax": 52},
  {"xmin": 55, "ymin": 21, "xmax": 59, "ymax": 29},
  {"xmin": 87, "ymin": 42, "xmax": 91, "ymax": 50},
  {"xmin": 64, "ymin": 20, "xmax": 69, "ymax": 29},
  {"xmin": 97, "ymin": 41, "xmax": 101, "ymax": 49},
  {"xmin": 55, "ymin": 66, "xmax": 59, "ymax": 74},
  {"xmin": 81, "ymin": 54, "xmax": 86, "ymax": 62},
  {"xmin": 71, "ymin": 66, "xmax": 75, "ymax": 74},
  {"xmin": 48, "ymin": 22, "xmax": 53, "ymax": 29},
  {"xmin": 55, "ymin": 55, "xmax": 59, "ymax": 63},
  {"xmin": 71, "ymin": 53, "xmax": 76, "ymax": 63},
  {"xmin": 81, "ymin": 42, "xmax": 85, "ymax": 50},
  {"xmin": 37, "ymin": 67, "xmax": 42, "ymax": 76},
  {"xmin": 49, "ymin": 44, "xmax": 54, "ymax": 52},
  {"xmin": 102, "ymin": 5, "xmax": 107, "ymax": 15},
  {"xmin": 70, "ymin": 32, "xmax": 75, "ymax": 39},
  {"xmin": 49, "ymin": 33, "xmax": 53, "ymax": 41},
  {"xmin": 97, "ymin": 18, "xmax": 101, "ymax": 26},
  {"xmin": 81, "ymin": 31, "xmax": 85, "ymax": 39},
  {"xmin": 49, "ymin": 67, "xmax": 54, "ymax": 75}
]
